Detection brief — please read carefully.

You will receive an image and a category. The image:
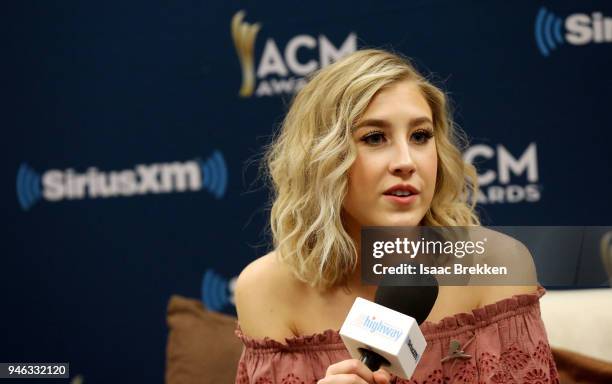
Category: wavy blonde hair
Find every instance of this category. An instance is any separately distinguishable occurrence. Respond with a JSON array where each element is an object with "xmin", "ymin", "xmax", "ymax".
[{"xmin": 264, "ymin": 49, "xmax": 480, "ymax": 290}]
